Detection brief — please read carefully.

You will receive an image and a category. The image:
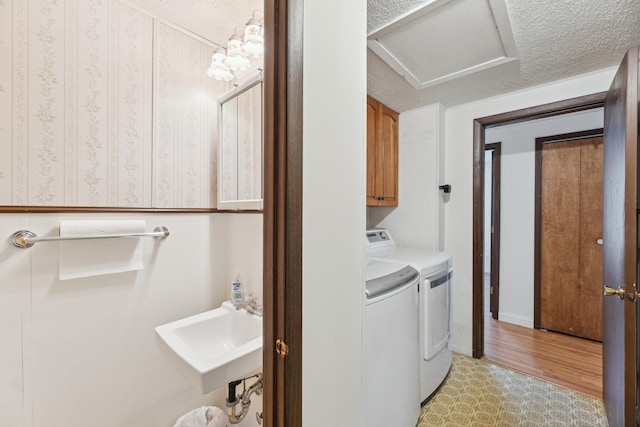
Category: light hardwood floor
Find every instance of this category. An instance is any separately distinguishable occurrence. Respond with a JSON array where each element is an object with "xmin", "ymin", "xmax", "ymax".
[{"xmin": 482, "ymin": 316, "xmax": 603, "ymax": 399}]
